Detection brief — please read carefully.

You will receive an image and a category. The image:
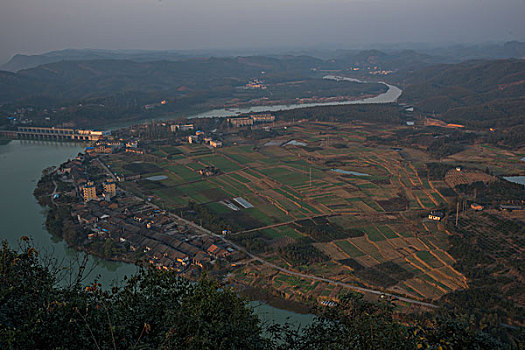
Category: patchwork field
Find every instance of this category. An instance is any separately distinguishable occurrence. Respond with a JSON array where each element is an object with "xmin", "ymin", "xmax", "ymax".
[{"xmin": 106, "ymin": 121, "xmax": 472, "ymax": 301}]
